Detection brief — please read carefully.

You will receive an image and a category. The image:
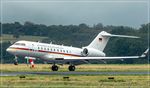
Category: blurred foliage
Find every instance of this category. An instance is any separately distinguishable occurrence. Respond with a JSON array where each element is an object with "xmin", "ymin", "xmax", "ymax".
[{"xmin": 0, "ymin": 22, "xmax": 149, "ymax": 64}]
